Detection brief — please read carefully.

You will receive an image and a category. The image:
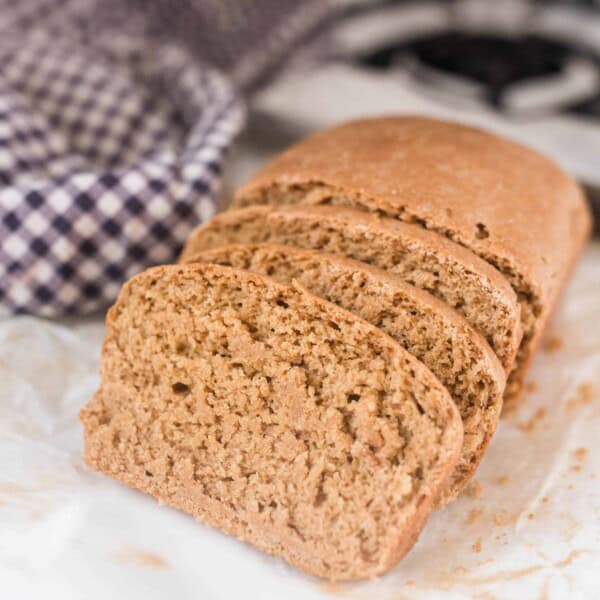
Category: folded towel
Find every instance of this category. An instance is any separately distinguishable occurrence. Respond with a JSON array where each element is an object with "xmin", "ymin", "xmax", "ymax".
[{"xmin": 0, "ymin": 0, "xmax": 334, "ymax": 316}]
